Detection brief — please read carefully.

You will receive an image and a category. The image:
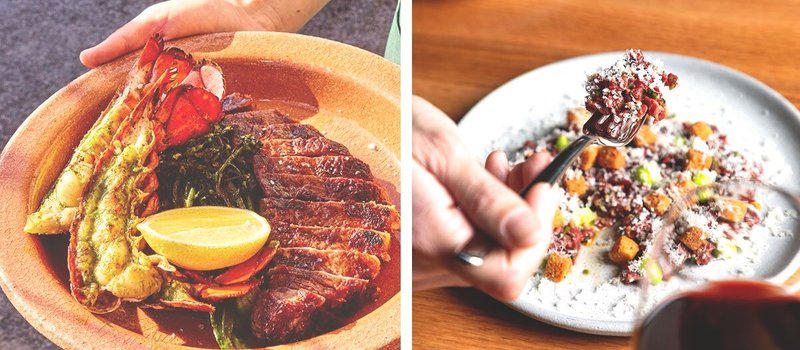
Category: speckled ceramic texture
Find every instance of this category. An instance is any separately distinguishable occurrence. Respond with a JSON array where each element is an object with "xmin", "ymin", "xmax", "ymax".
[
  {"xmin": 0, "ymin": 32, "xmax": 399, "ymax": 349},
  {"xmin": 458, "ymin": 52, "xmax": 800, "ymax": 336}
]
